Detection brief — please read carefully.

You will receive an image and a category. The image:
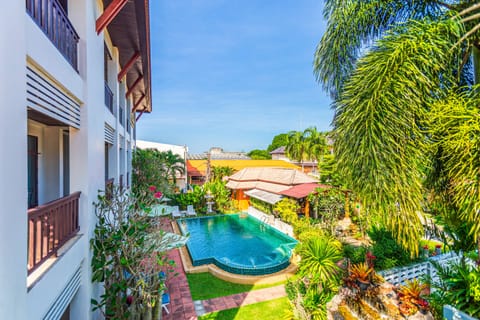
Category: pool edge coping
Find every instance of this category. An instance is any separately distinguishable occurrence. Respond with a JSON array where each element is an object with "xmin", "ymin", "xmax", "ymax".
[{"xmin": 171, "ymin": 219, "xmax": 299, "ymax": 285}]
